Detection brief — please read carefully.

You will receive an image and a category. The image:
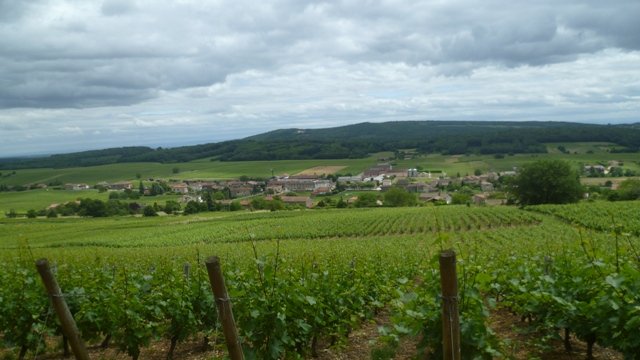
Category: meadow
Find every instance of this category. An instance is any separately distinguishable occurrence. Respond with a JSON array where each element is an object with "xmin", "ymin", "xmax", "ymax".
[
  {"xmin": 0, "ymin": 157, "xmax": 377, "ymax": 187},
  {"xmin": 0, "ymin": 189, "xmax": 183, "ymax": 214},
  {"xmin": 394, "ymin": 143, "xmax": 640, "ymax": 176}
]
